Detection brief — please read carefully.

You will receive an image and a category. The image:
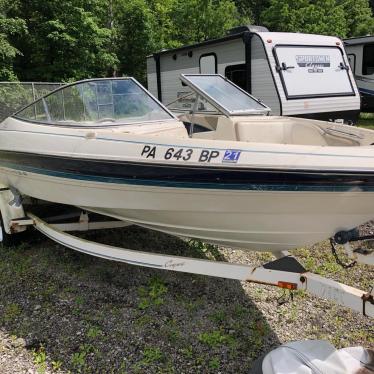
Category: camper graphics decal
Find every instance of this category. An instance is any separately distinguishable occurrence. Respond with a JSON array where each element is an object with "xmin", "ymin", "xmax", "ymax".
[{"xmin": 296, "ymin": 55, "xmax": 330, "ymax": 73}]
